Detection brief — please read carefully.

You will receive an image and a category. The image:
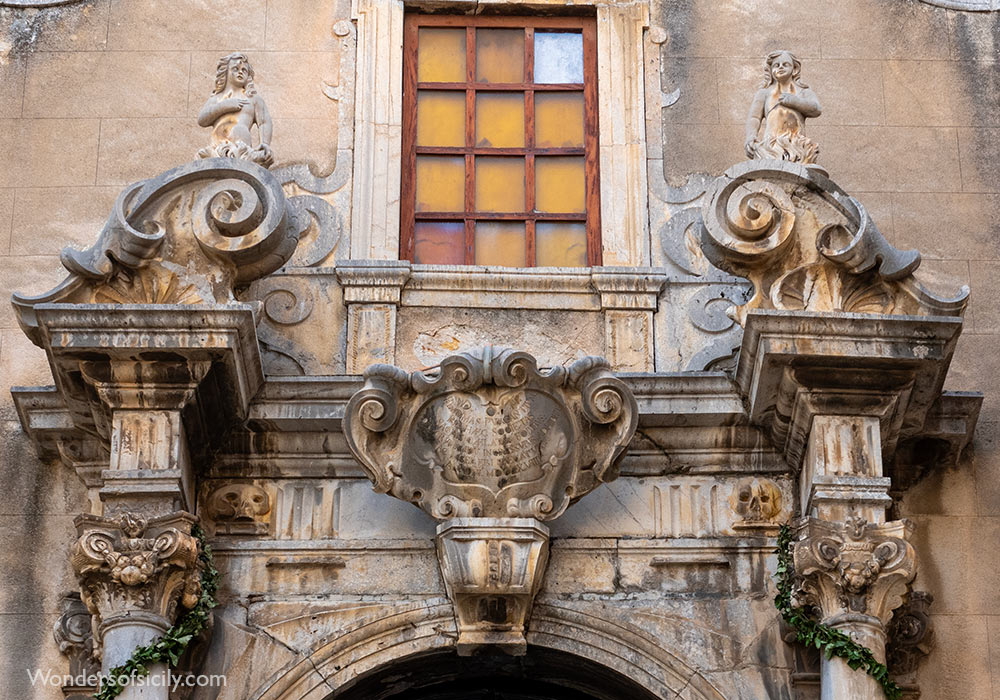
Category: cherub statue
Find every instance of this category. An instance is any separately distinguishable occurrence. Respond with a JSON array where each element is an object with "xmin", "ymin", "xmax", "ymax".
[
  {"xmin": 744, "ymin": 50, "xmax": 822, "ymax": 164},
  {"xmin": 197, "ymin": 53, "xmax": 274, "ymax": 168}
]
